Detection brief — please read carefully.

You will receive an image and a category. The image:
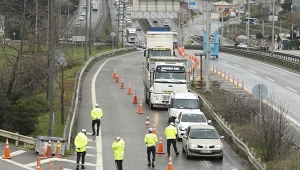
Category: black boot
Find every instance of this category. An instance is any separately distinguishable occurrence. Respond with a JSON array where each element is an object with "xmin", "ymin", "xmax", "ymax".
[
  {"xmin": 152, "ymin": 163, "xmax": 155, "ymax": 168},
  {"xmin": 147, "ymin": 162, "xmax": 151, "ymax": 167},
  {"xmin": 81, "ymin": 165, "xmax": 86, "ymax": 169}
]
